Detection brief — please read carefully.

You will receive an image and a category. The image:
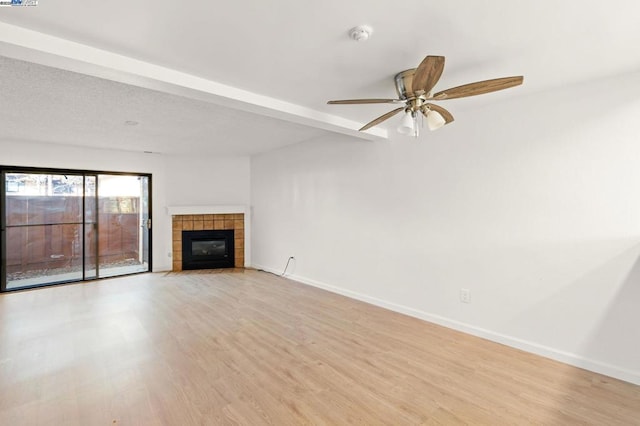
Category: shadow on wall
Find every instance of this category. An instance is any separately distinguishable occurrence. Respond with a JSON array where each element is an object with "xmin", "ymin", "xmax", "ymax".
[
  {"xmin": 544, "ymin": 244, "xmax": 640, "ymax": 422},
  {"xmin": 582, "ymin": 245, "xmax": 640, "ymax": 375},
  {"xmin": 502, "ymin": 240, "xmax": 640, "ymax": 383}
]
